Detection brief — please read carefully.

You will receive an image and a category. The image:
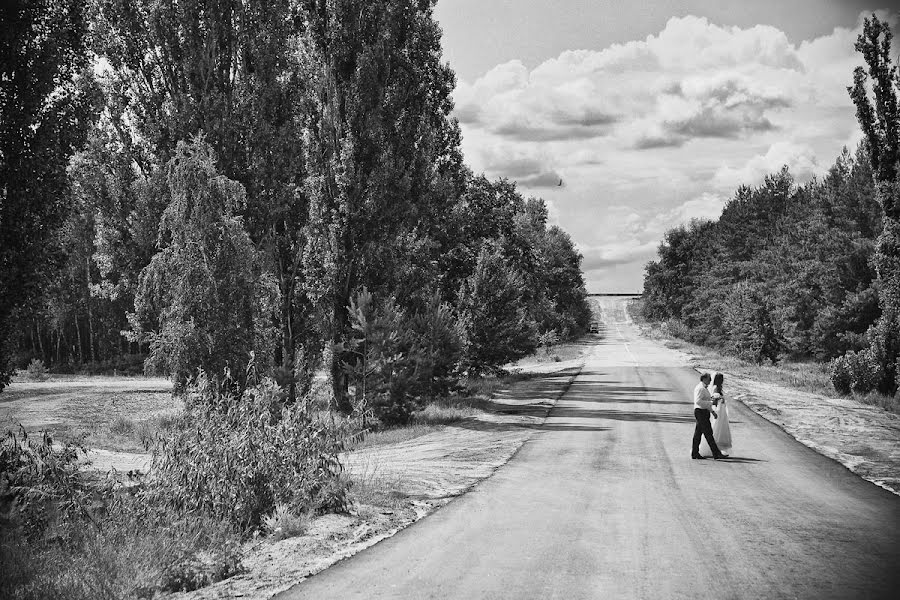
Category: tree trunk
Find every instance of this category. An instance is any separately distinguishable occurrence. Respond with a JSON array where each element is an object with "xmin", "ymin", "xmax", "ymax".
[
  {"xmin": 37, "ymin": 321, "xmax": 46, "ymax": 364},
  {"xmin": 330, "ymin": 282, "xmax": 353, "ymax": 413},
  {"xmin": 85, "ymin": 255, "xmax": 96, "ymax": 363},
  {"xmin": 75, "ymin": 315, "xmax": 84, "ymax": 365}
]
